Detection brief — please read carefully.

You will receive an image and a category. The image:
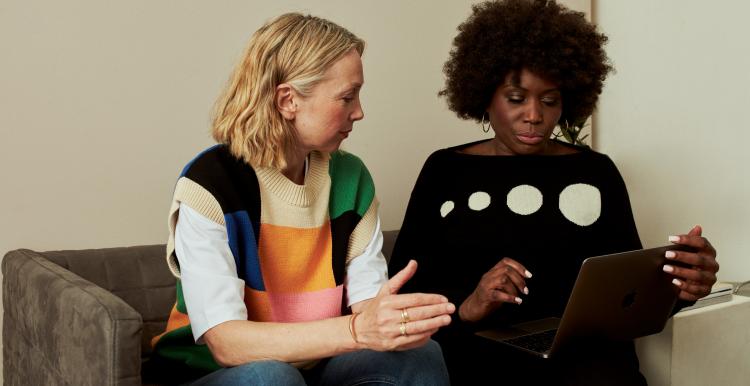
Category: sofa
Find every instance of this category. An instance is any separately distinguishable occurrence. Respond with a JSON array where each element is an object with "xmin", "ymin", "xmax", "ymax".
[
  {"xmin": 2, "ymin": 231, "xmax": 400, "ymax": 386},
  {"xmin": 6, "ymin": 233, "xmax": 747, "ymax": 386}
]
